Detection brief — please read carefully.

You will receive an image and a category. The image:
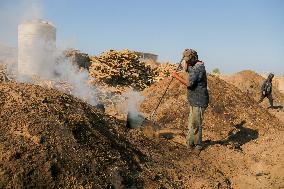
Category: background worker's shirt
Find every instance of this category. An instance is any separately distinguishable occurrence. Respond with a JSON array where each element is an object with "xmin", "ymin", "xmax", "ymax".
[
  {"xmin": 261, "ymin": 80, "xmax": 272, "ymax": 95},
  {"xmin": 187, "ymin": 62, "xmax": 209, "ymax": 108}
]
